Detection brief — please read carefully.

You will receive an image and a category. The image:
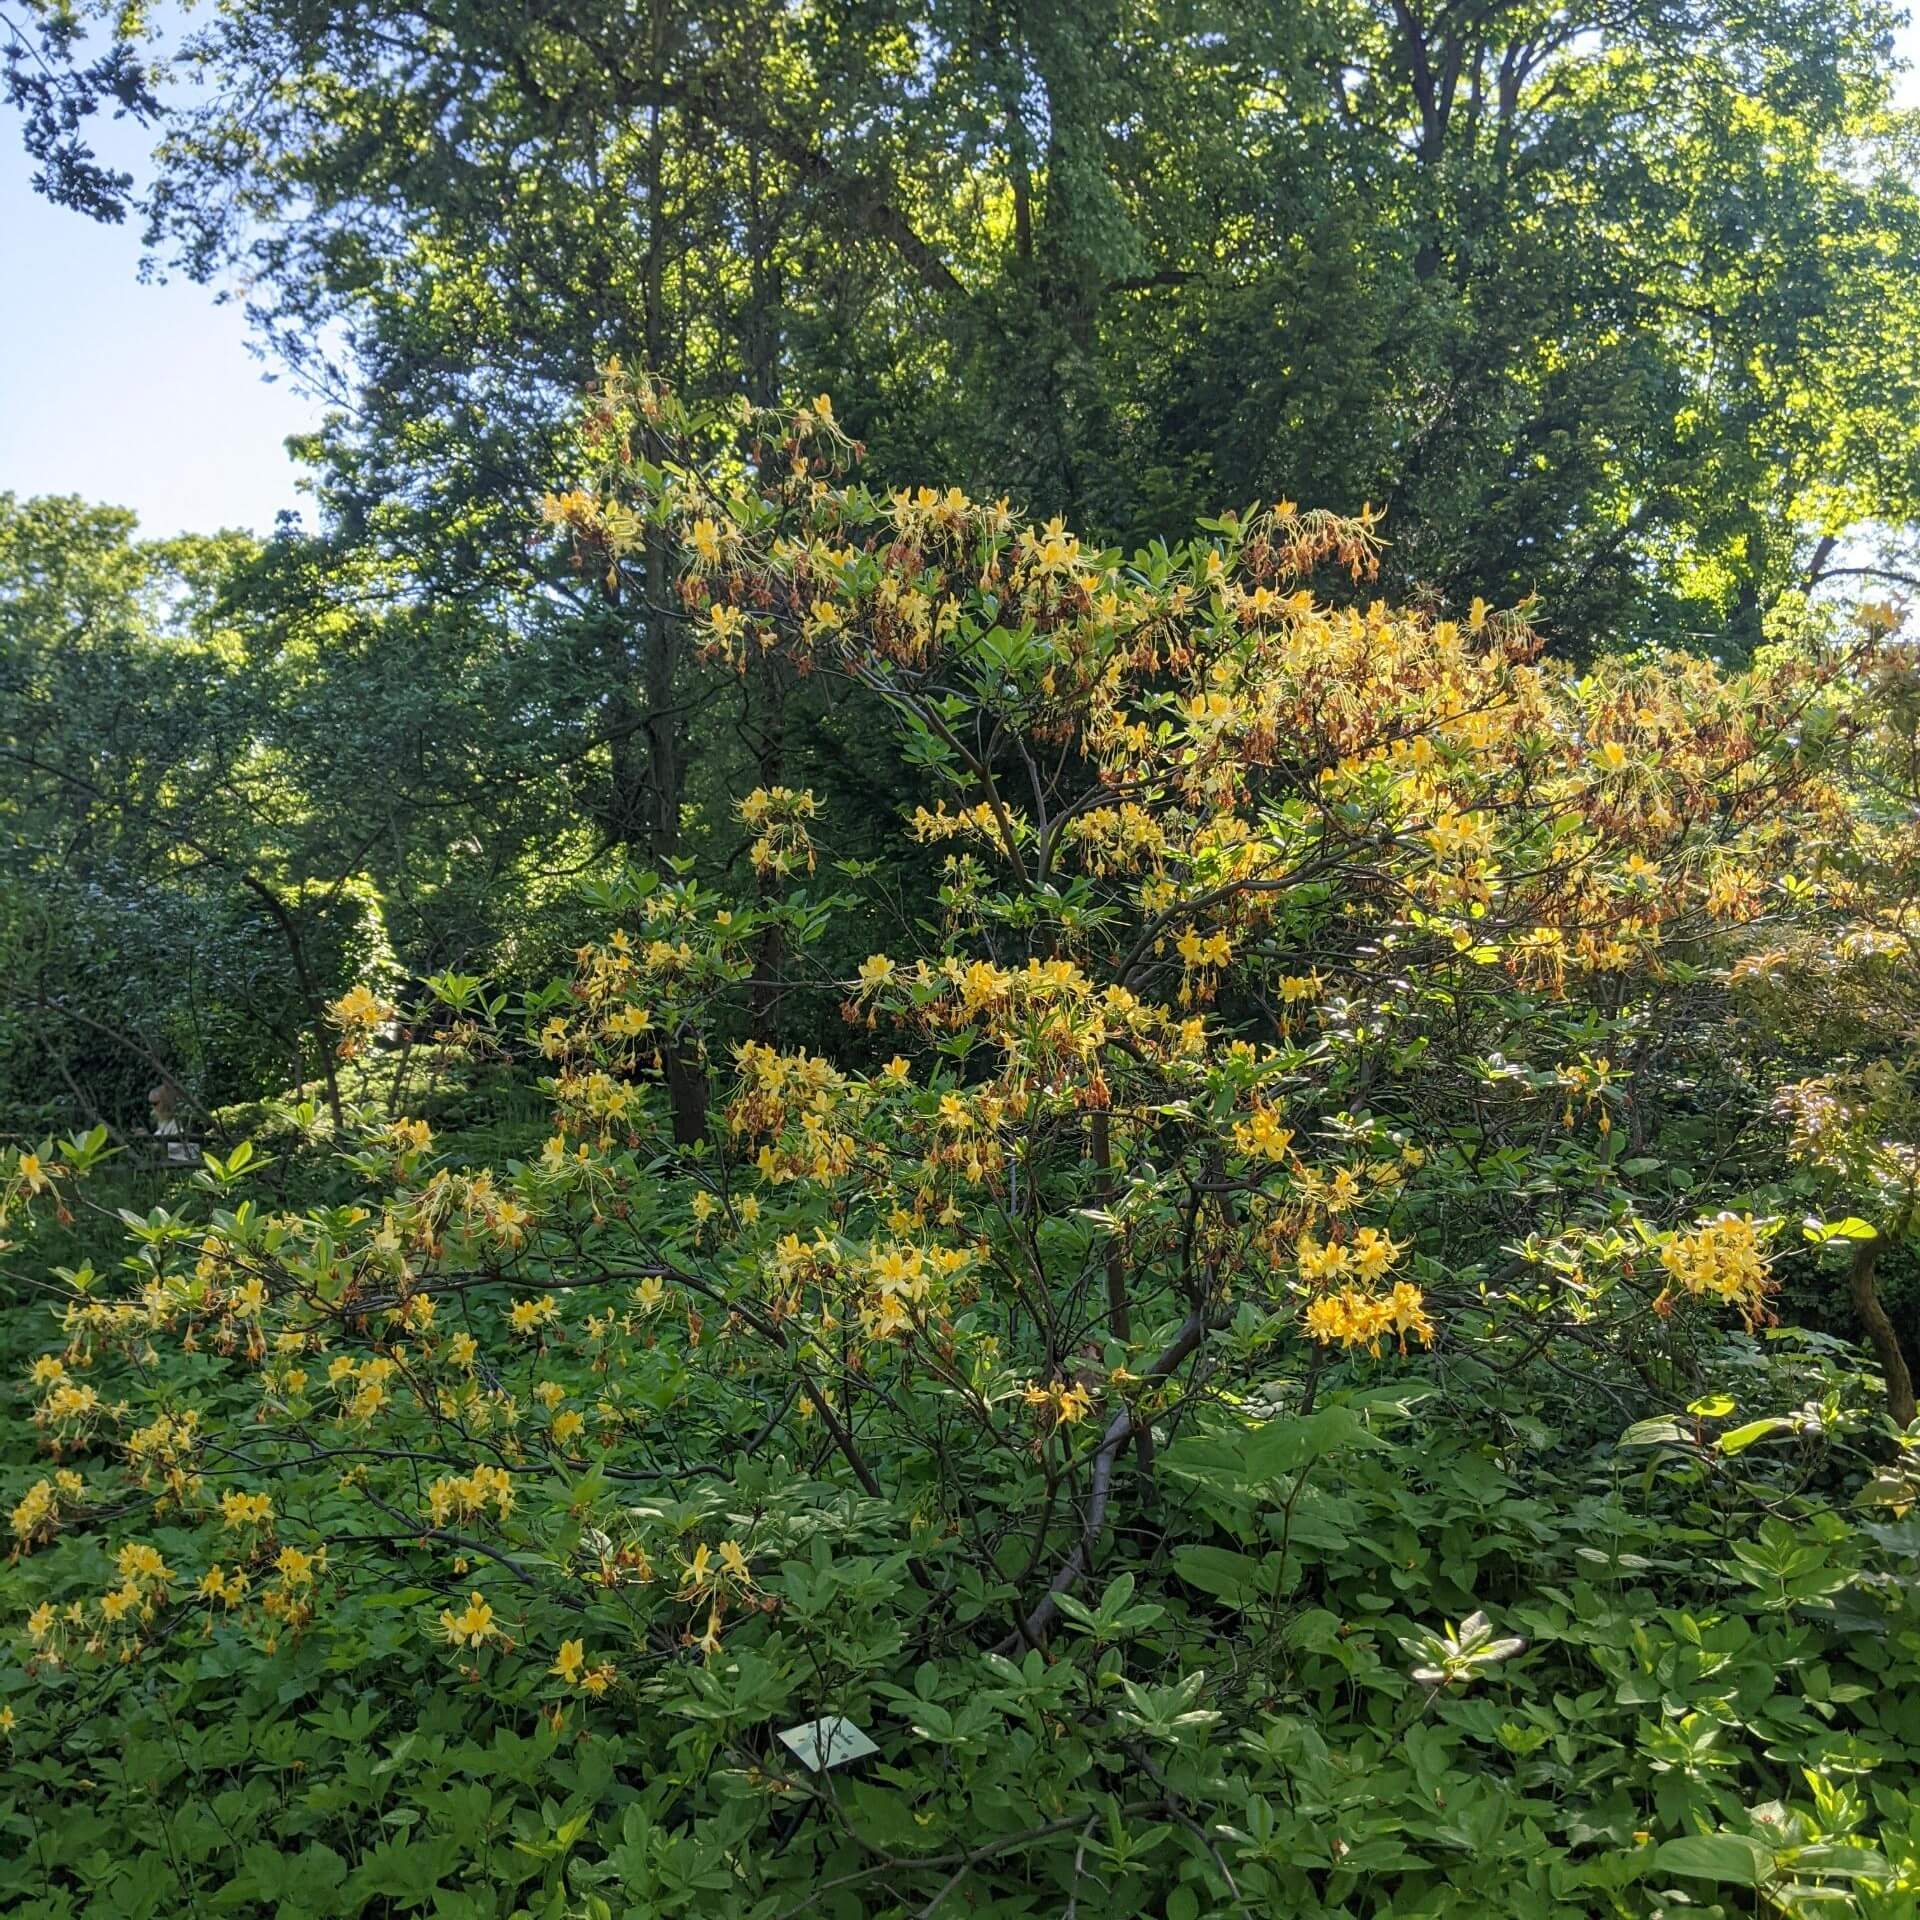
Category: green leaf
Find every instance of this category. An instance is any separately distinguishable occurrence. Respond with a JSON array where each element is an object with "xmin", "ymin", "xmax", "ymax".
[
  {"xmin": 1654, "ymin": 1833, "xmax": 1775, "ymax": 1886},
  {"xmin": 1791, "ymin": 1843, "xmax": 1892, "ymax": 1881},
  {"xmin": 1804, "ymin": 1215, "xmax": 1879, "ymax": 1244},
  {"xmin": 1172, "ymin": 1546, "xmax": 1264, "ymax": 1608},
  {"xmin": 1242, "ymin": 1406, "xmax": 1386, "ymax": 1482},
  {"xmin": 1717, "ymin": 1417, "xmax": 1795, "ymax": 1455}
]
